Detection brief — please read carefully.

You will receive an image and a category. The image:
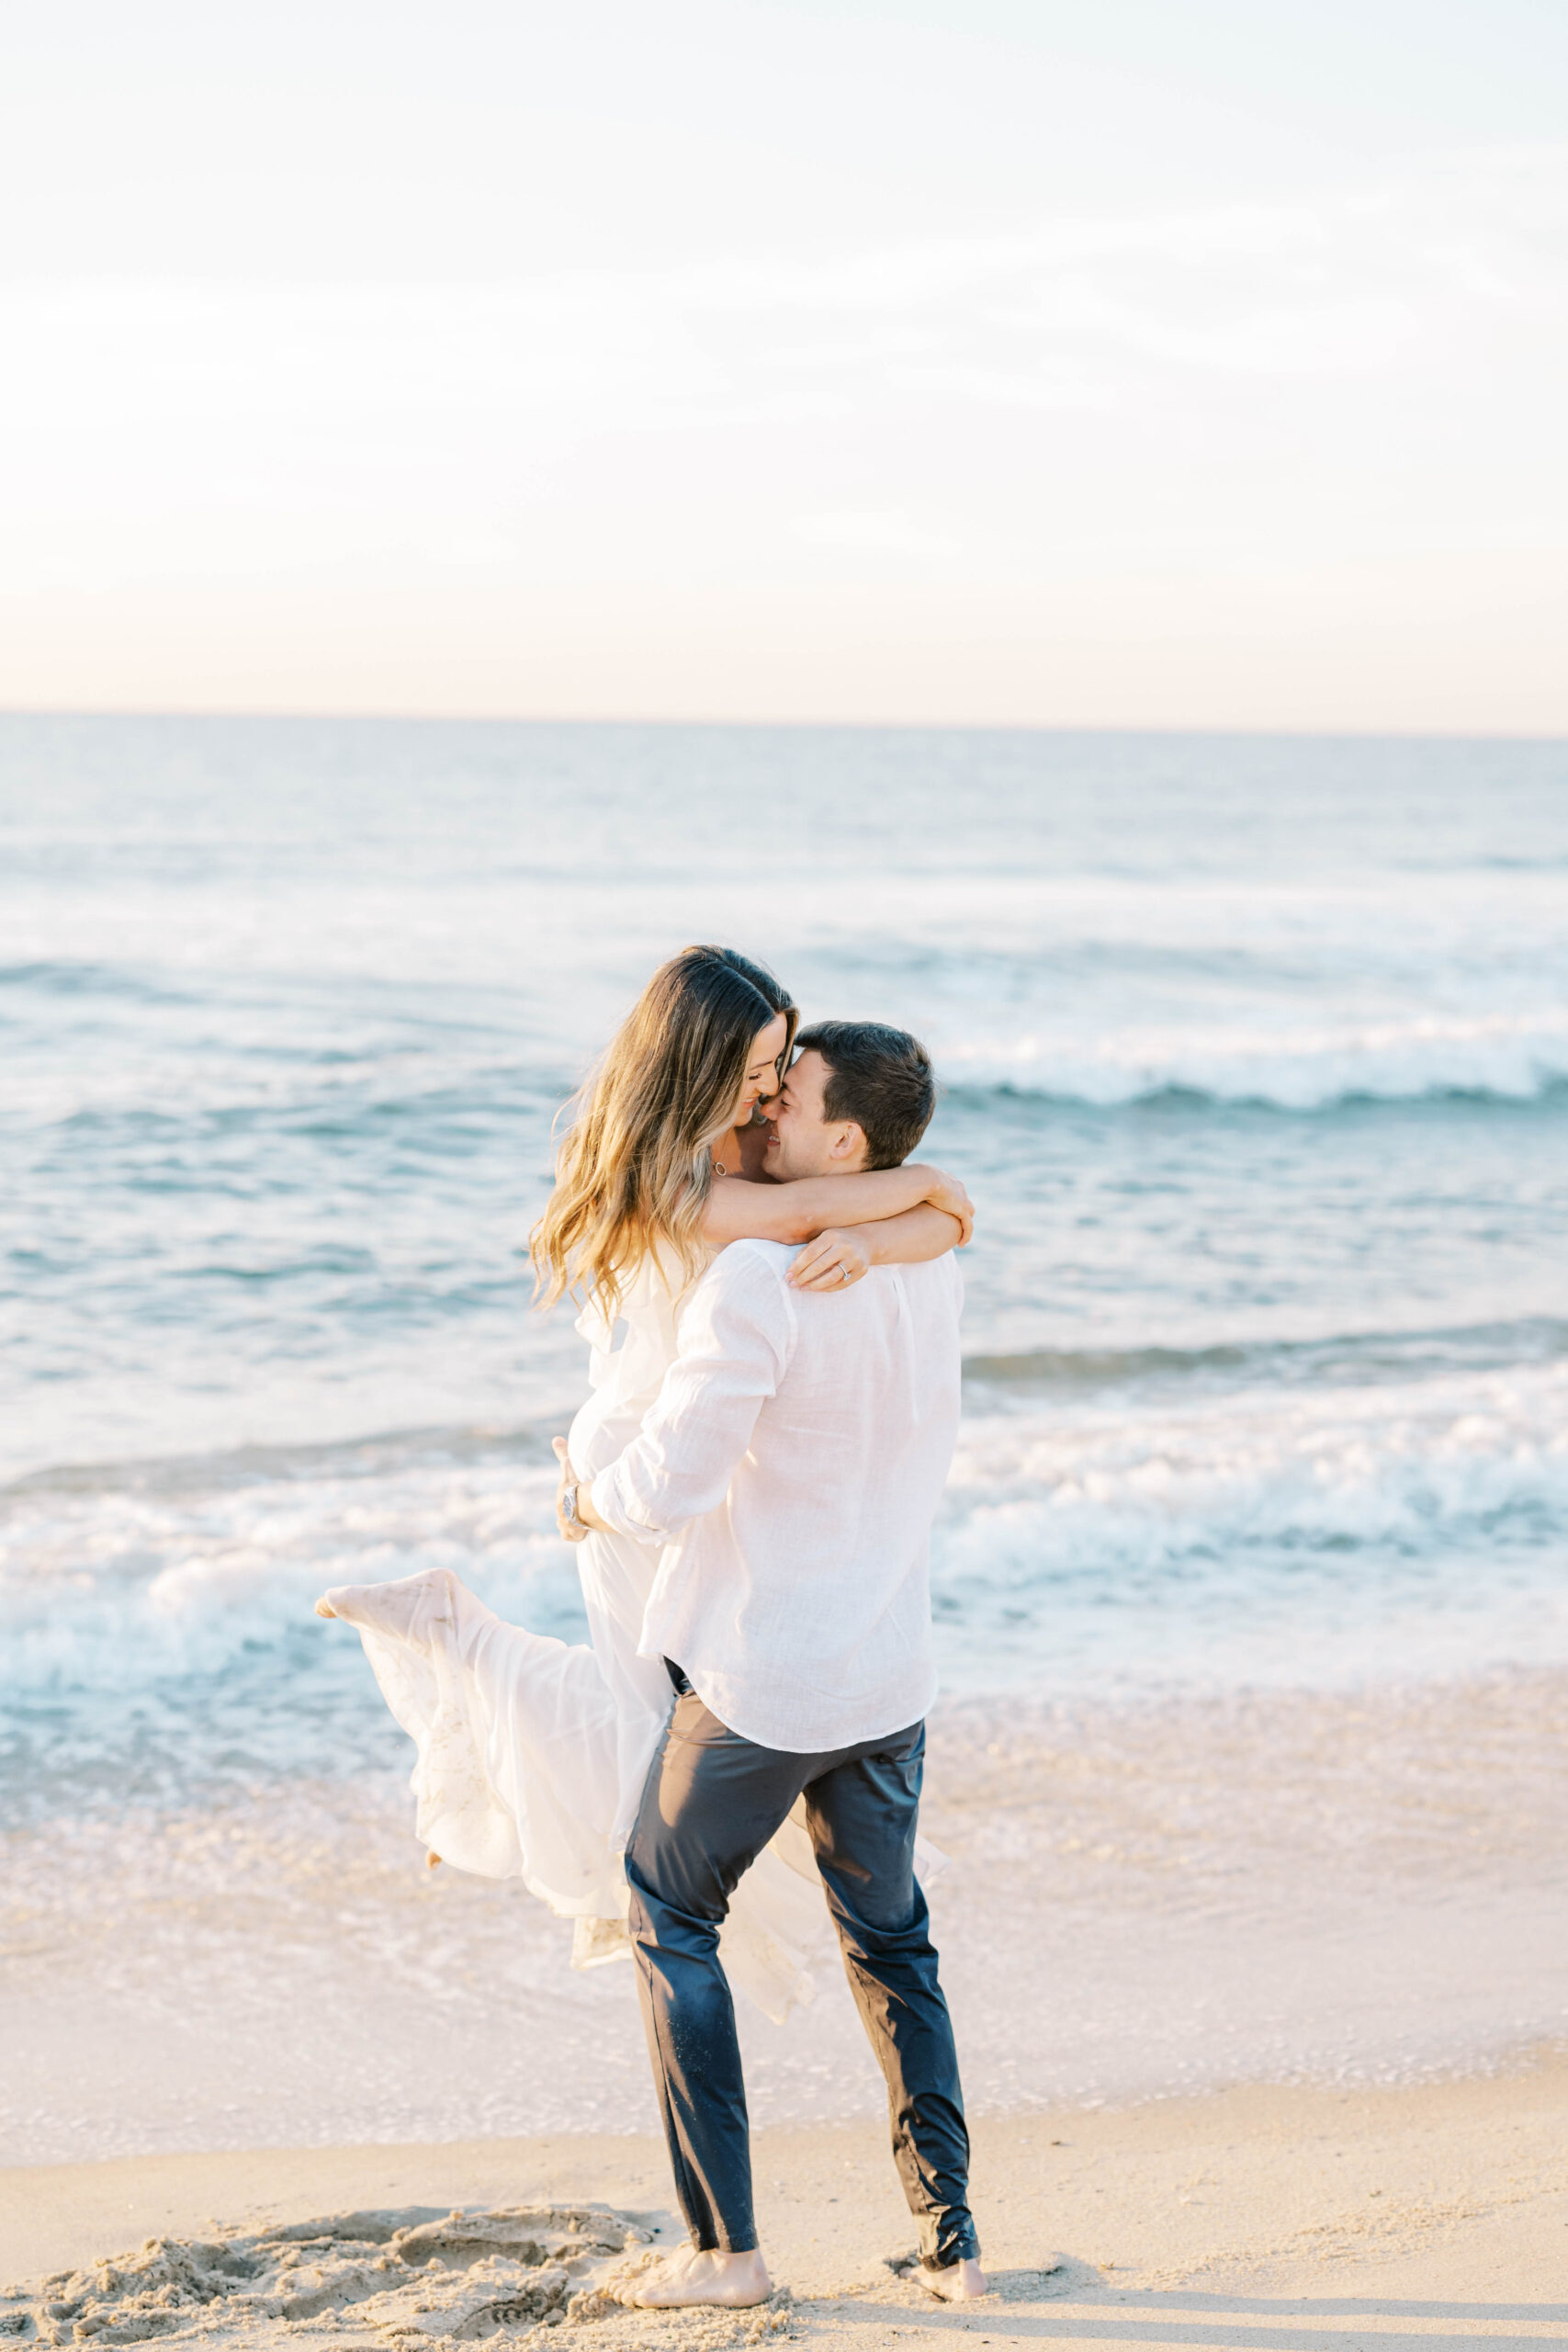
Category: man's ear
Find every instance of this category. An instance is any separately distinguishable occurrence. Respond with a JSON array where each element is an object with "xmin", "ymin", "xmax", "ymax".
[{"xmin": 829, "ymin": 1121, "xmax": 868, "ymax": 1165}]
